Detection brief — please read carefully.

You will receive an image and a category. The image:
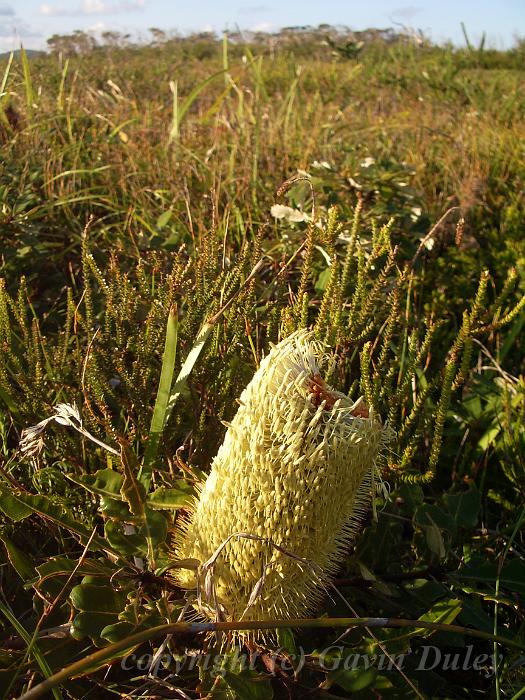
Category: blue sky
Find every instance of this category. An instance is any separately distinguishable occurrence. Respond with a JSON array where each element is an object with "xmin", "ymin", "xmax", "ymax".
[{"xmin": 0, "ymin": 0, "xmax": 523, "ymax": 52}]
